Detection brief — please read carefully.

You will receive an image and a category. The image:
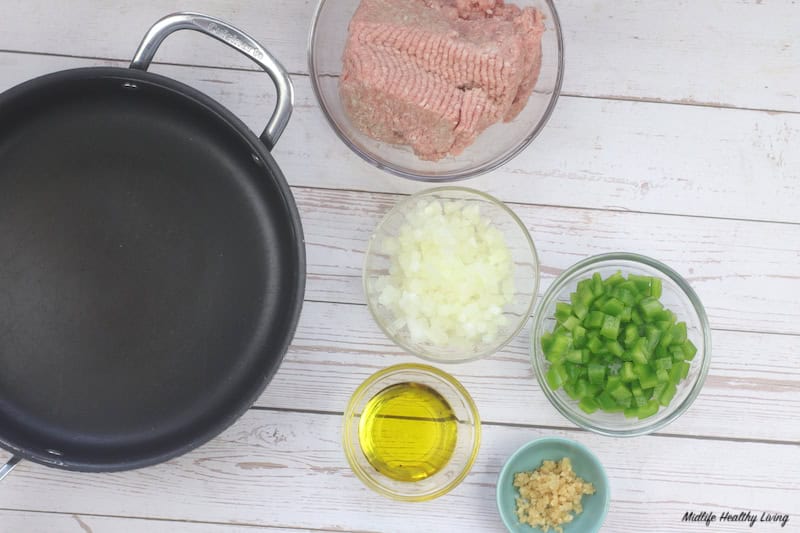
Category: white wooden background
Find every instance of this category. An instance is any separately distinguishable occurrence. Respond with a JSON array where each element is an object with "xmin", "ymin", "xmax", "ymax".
[{"xmin": 1, "ymin": 1, "xmax": 799, "ymax": 532}]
